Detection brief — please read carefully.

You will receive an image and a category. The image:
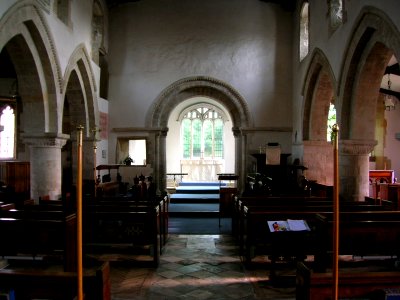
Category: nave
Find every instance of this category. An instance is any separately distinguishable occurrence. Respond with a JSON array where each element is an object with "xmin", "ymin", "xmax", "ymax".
[{"xmin": 106, "ymin": 234, "xmax": 295, "ymax": 300}]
